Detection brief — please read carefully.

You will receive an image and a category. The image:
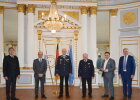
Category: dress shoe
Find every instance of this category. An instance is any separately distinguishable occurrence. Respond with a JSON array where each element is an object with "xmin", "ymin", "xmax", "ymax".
[
  {"xmin": 58, "ymin": 95, "xmax": 63, "ymax": 98},
  {"xmin": 128, "ymin": 97, "xmax": 132, "ymax": 100},
  {"xmin": 35, "ymin": 95, "xmax": 38, "ymax": 99},
  {"xmin": 82, "ymin": 95, "xmax": 86, "ymax": 98},
  {"xmin": 109, "ymin": 97, "xmax": 114, "ymax": 100},
  {"xmin": 41, "ymin": 95, "xmax": 47, "ymax": 99},
  {"xmin": 89, "ymin": 95, "xmax": 92, "ymax": 98},
  {"xmin": 101, "ymin": 95, "xmax": 109, "ymax": 98},
  {"xmin": 66, "ymin": 95, "xmax": 70, "ymax": 98},
  {"xmin": 11, "ymin": 98, "xmax": 19, "ymax": 100}
]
